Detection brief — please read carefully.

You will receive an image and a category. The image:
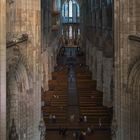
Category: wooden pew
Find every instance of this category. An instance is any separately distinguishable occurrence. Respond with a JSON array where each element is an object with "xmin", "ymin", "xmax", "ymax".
[
  {"xmin": 76, "ymin": 66, "xmax": 112, "ymax": 129},
  {"xmin": 42, "ymin": 66, "xmax": 69, "ymax": 127}
]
